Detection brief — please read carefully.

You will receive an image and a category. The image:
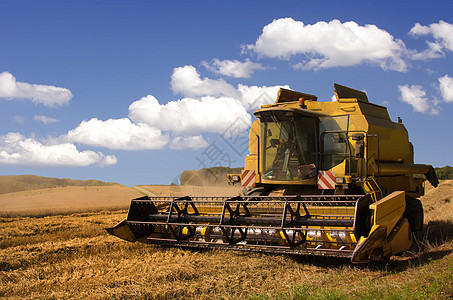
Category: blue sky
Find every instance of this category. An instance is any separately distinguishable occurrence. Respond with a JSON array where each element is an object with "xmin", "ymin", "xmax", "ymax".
[{"xmin": 0, "ymin": 0, "xmax": 452, "ymax": 186}]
